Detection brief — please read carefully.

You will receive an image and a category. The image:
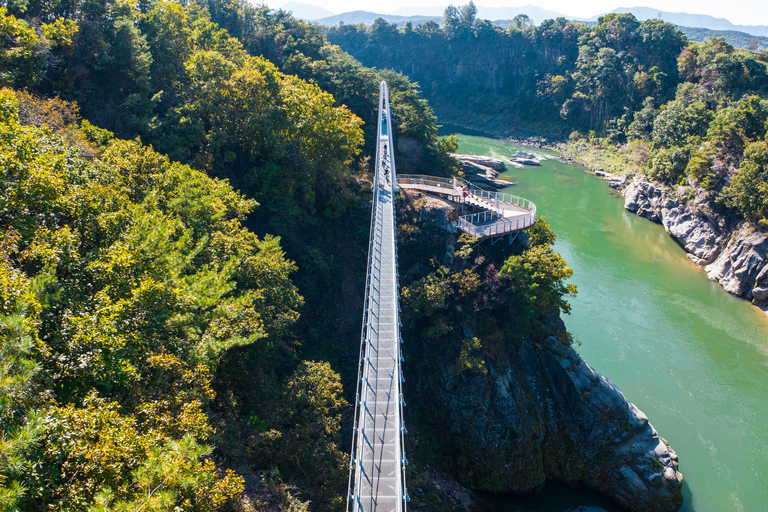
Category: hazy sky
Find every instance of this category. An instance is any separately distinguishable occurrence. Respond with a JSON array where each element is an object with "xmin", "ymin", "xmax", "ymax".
[{"xmin": 272, "ymin": 0, "xmax": 768, "ymax": 27}]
